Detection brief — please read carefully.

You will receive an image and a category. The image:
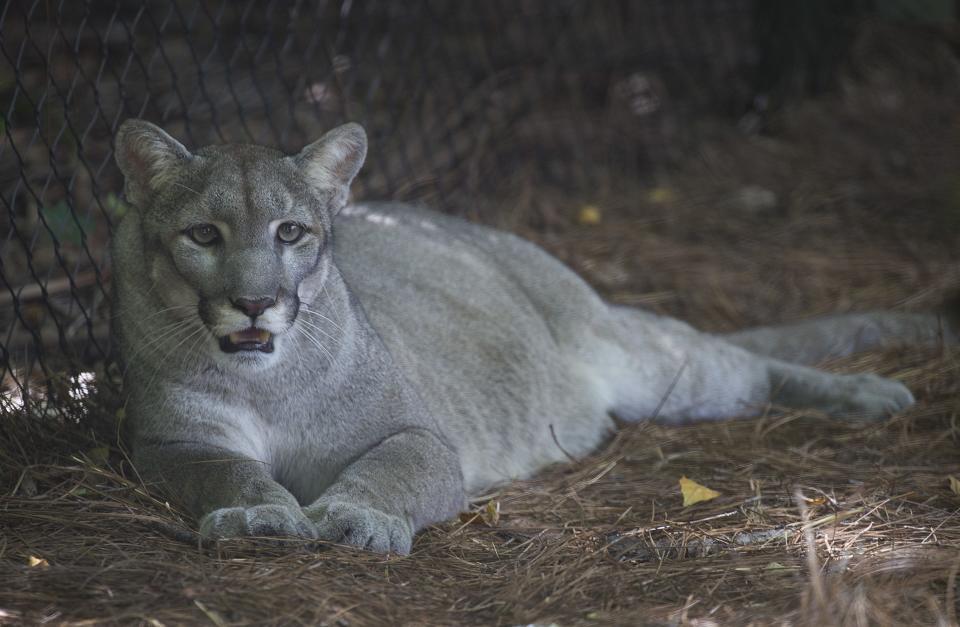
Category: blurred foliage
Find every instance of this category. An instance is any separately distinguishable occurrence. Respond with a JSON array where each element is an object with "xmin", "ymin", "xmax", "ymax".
[{"xmin": 41, "ymin": 201, "xmax": 94, "ymax": 247}]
